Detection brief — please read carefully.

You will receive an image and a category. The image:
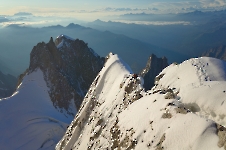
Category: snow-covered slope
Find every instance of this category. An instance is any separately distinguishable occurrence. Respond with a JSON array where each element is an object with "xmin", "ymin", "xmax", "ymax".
[
  {"xmin": 0, "ymin": 69, "xmax": 72, "ymax": 150},
  {"xmin": 56, "ymin": 55, "xmax": 226, "ymax": 150},
  {"xmin": 154, "ymin": 57, "xmax": 226, "ymax": 126}
]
